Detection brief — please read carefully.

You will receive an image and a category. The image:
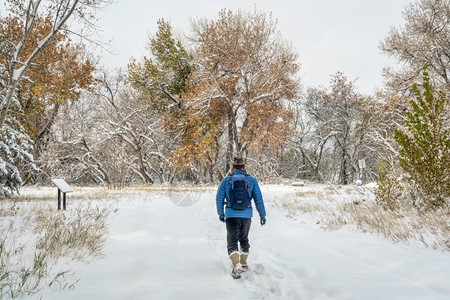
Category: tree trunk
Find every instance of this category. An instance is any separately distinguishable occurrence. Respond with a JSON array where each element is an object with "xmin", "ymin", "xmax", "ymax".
[
  {"xmin": 138, "ymin": 154, "xmax": 153, "ymax": 184},
  {"xmin": 230, "ymin": 110, "xmax": 242, "ymax": 155},
  {"xmin": 340, "ymin": 147, "xmax": 349, "ymax": 185},
  {"xmin": 298, "ymin": 148, "xmax": 325, "ymax": 182},
  {"xmin": 226, "ymin": 113, "xmax": 234, "ymax": 173},
  {"xmin": 34, "ymin": 102, "xmax": 61, "ymax": 158},
  {"xmin": 0, "ymin": 81, "xmax": 18, "ymax": 128}
]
